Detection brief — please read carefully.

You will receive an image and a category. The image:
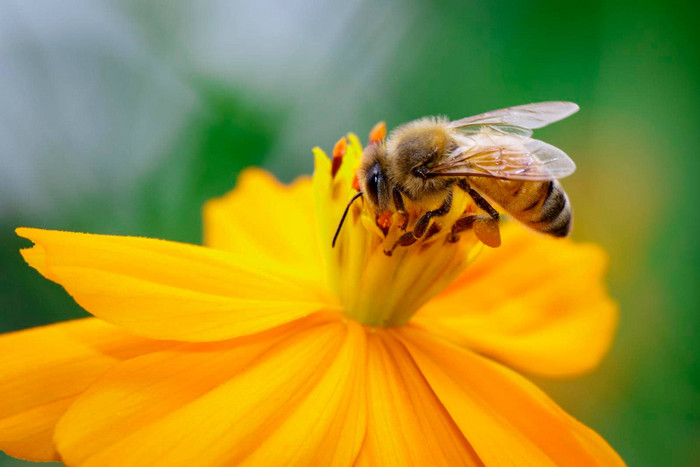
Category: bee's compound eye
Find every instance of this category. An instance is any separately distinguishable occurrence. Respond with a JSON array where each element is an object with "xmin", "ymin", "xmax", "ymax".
[{"xmin": 365, "ymin": 161, "xmax": 384, "ymax": 207}]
